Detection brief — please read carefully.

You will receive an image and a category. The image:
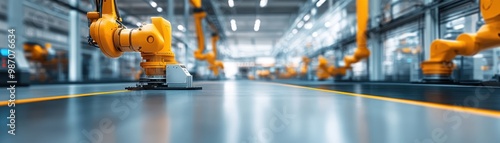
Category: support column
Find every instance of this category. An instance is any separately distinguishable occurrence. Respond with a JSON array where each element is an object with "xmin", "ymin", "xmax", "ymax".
[
  {"xmin": 112, "ymin": 59, "xmax": 120, "ymax": 78},
  {"xmin": 69, "ymin": 0, "xmax": 82, "ymax": 82},
  {"xmin": 368, "ymin": 0, "xmax": 383, "ymax": 81},
  {"xmin": 167, "ymin": 0, "xmax": 178, "ymax": 62},
  {"xmin": 167, "ymin": 0, "xmax": 175, "ymax": 23},
  {"xmin": 423, "ymin": 0, "xmax": 438, "ymax": 60},
  {"xmin": 494, "ymin": 50, "xmax": 499, "ymax": 74},
  {"xmin": 8, "ymin": 0, "xmax": 31, "ymax": 84},
  {"xmin": 91, "ymin": 49, "xmax": 101, "ymax": 80},
  {"xmin": 185, "ymin": 0, "xmax": 192, "ymax": 68}
]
